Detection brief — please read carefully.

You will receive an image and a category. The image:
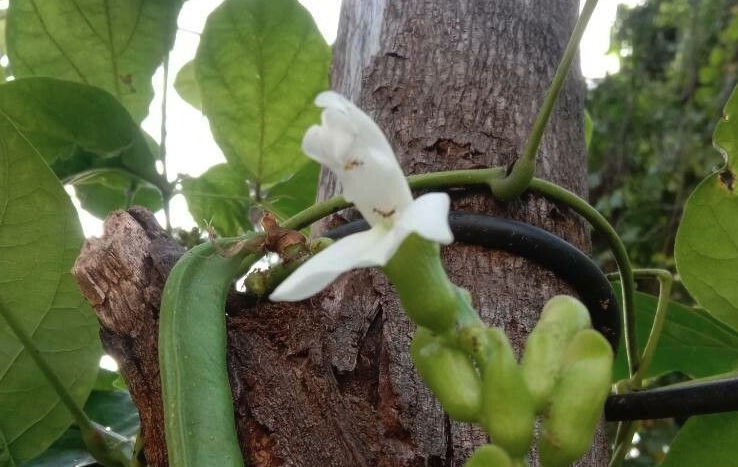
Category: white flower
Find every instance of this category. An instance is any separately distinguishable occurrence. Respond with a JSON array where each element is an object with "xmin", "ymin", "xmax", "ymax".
[{"xmin": 269, "ymin": 91, "xmax": 453, "ymax": 302}]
